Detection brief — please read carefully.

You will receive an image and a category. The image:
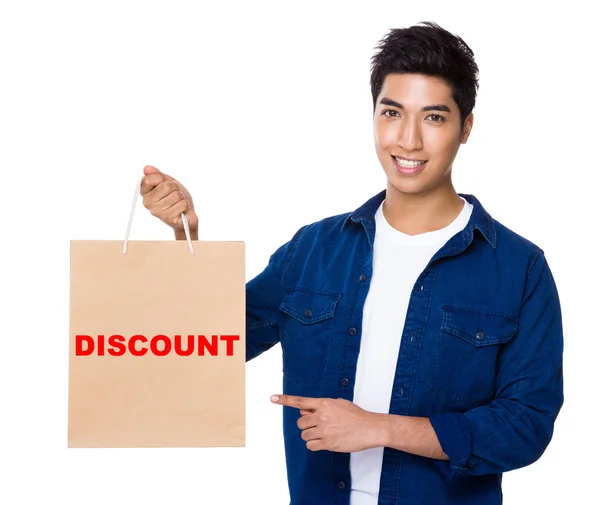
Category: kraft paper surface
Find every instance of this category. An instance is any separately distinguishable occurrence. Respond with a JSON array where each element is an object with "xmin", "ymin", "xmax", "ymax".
[{"xmin": 68, "ymin": 240, "xmax": 245, "ymax": 448}]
